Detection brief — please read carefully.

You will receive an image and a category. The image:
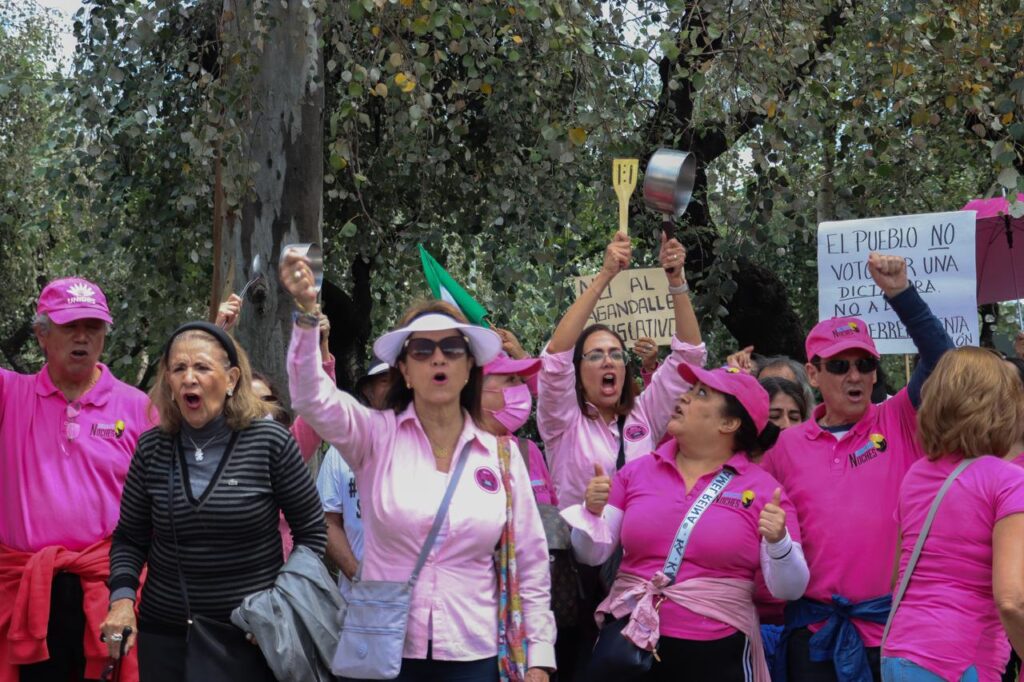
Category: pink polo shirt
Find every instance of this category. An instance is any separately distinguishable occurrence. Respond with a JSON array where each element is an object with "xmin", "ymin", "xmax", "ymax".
[
  {"xmin": 537, "ymin": 336, "xmax": 706, "ymax": 509},
  {"xmin": 884, "ymin": 455, "xmax": 1024, "ymax": 680},
  {"xmin": 287, "ymin": 325, "xmax": 556, "ymax": 668},
  {"xmin": 608, "ymin": 442, "xmax": 800, "ymax": 641},
  {"xmin": 761, "ymin": 388, "xmax": 921, "ymax": 646},
  {"xmin": 0, "ymin": 364, "xmax": 152, "ymax": 552}
]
